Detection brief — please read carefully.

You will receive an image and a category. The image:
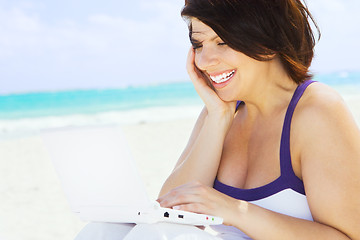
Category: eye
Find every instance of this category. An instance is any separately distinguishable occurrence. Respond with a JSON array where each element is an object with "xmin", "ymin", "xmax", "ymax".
[
  {"xmin": 218, "ymin": 42, "xmax": 227, "ymax": 46},
  {"xmin": 190, "ymin": 39, "xmax": 203, "ymax": 50},
  {"xmin": 192, "ymin": 43, "xmax": 203, "ymax": 50}
]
